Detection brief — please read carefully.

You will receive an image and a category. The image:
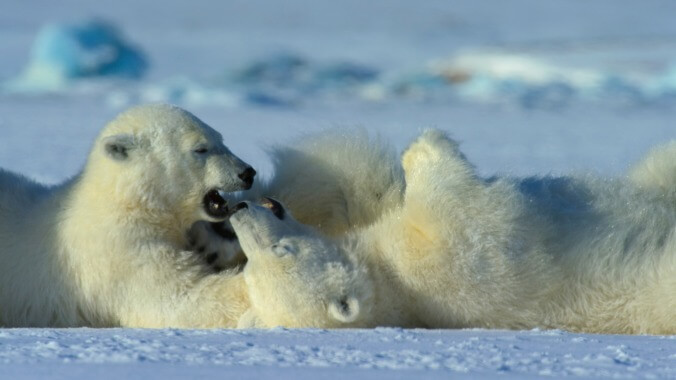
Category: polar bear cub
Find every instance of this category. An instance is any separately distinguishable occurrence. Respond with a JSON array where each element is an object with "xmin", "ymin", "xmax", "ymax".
[
  {"xmin": 231, "ymin": 130, "xmax": 676, "ymax": 334},
  {"xmin": 0, "ymin": 104, "xmax": 256, "ymax": 327}
]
